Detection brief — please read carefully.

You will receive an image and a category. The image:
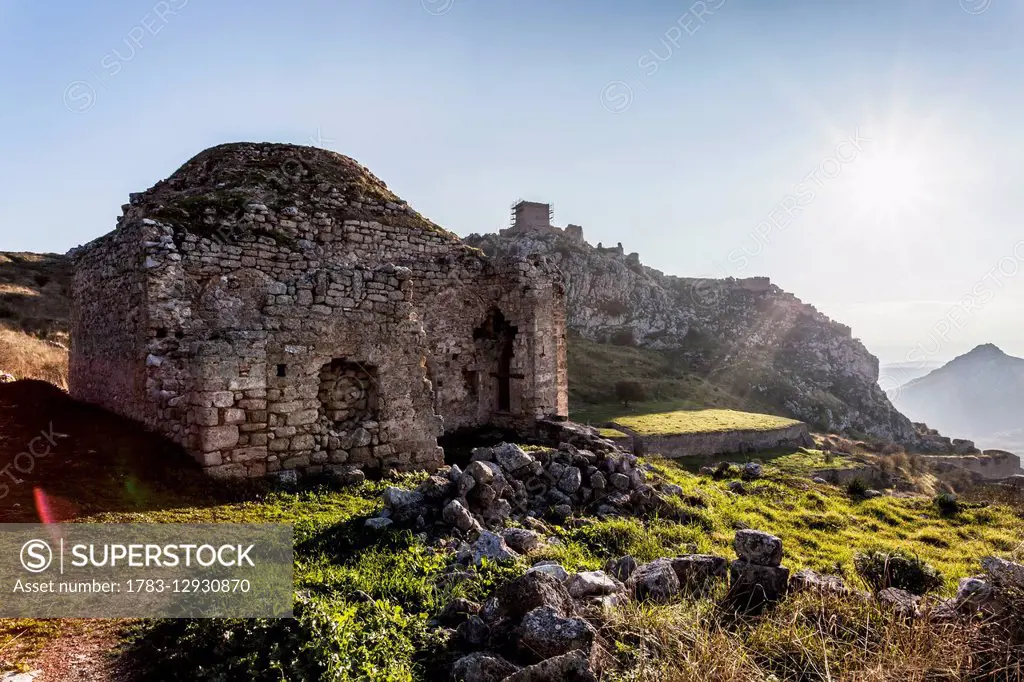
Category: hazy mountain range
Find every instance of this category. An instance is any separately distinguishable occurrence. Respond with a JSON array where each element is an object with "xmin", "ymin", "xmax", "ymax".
[{"xmin": 889, "ymin": 344, "xmax": 1024, "ymax": 454}]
